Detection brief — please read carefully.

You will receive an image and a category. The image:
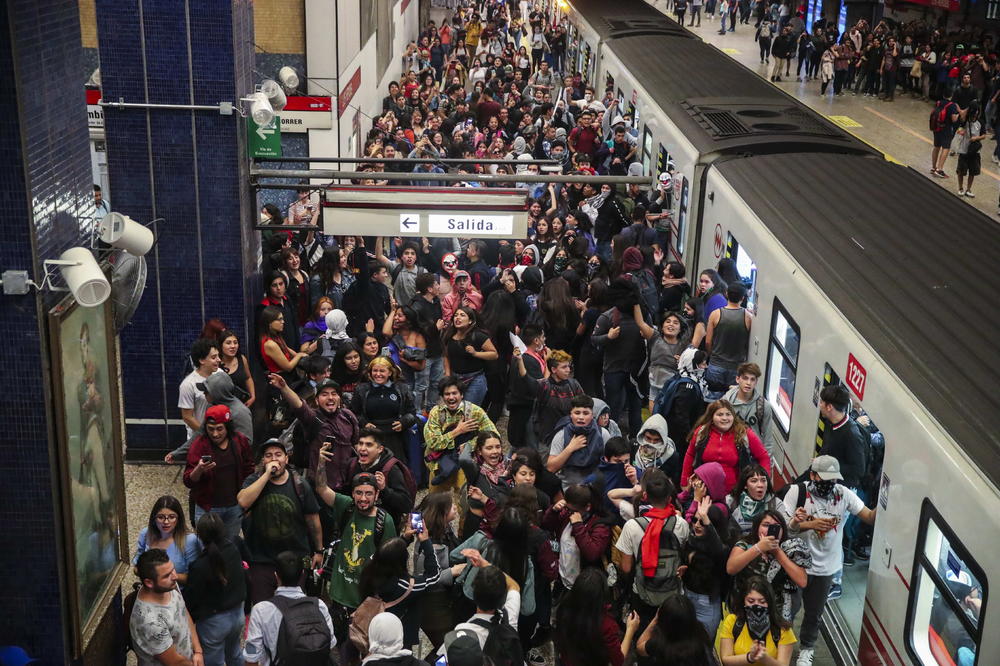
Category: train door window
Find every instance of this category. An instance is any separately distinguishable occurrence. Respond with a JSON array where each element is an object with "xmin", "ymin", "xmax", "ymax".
[
  {"xmin": 617, "ymin": 87, "xmax": 625, "ymax": 110},
  {"xmin": 676, "ymin": 176, "xmax": 688, "ymax": 256},
  {"xmin": 725, "ymin": 234, "xmax": 758, "ymax": 314},
  {"xmin": 907, "ymin": 501, "xmax": 986, "ymax": 666},
  {"xmin": 765, "ymin": 302, "xmax": 800, "ymax": 435},
  {"xmin": 641, "ymin": 127, "xmax": 654, "ymax": 179},
  {"xmin": 630, "ymin": 101, "xmax": 639, "ymax": 128}
]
